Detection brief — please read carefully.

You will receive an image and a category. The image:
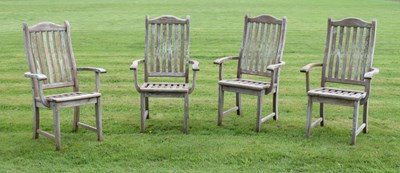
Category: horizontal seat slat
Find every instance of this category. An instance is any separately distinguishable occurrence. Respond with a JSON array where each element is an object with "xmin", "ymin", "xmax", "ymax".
[
  {"xmin": 140, "ymin": 82, "xmax": 189, "ymax": 93},
  {"xmin": 219, "ymin": 79, "xmax": 271, "ymax": 90},
  {"xmin": 36, "ymin": 92, "xmax": 101, "ymax": 102},
  {"xmin": 308, "ymin": 87, "xmax": 366, "ymax": 101}
]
